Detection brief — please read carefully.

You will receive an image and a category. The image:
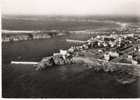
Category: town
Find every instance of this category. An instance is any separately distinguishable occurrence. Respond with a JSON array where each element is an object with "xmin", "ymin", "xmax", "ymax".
[{"xmin": 35, "ymin": 26, "xmax": 140, "ymax": 75}]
